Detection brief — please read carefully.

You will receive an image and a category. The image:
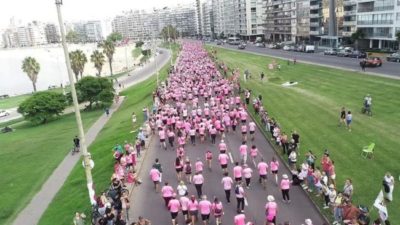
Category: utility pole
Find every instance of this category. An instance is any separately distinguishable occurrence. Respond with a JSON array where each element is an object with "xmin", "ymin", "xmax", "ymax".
[{"xmin": 55, "ymin": 0, "xmax": 96, "ymax": 205}]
